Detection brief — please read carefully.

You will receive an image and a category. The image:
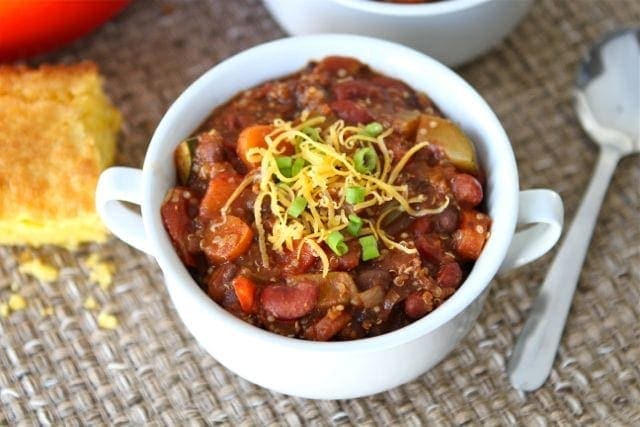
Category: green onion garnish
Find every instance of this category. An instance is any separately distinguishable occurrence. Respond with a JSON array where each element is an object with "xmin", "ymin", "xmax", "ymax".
[
  {"xmin": 345, "ymin": 186, "xmax": 366, "ymax": 204},
  {"xmin": 347, "ymin": 214, "xmax": 363, "ymax": 236},
  {"xmin": 326, "ymin": 231, "xmax": 348, "ymax": 256},
  {"xmin": 291, "ymin": 157, "xmax": 306, "ymax": 176},
  {"xmin": 276, "ymin": 156, "xmax": 293, "ymax": 177},
  {"xmin": 363, "ymin": 122, "xmax": 384, "ymax": 137},
  {"xmin": 353, "ymin": 147, "xmax": 378, "ymax": 174},
  {"xmin": 287, "ymin": 196, "xmax": 307, "ymax": 218},
  {"xmin": 302, "ymin": 126, "xmax": 321, "ymax": 141},
  {"xmin": 359, "ymin": 235, "xmax": 380, "ymax": 261}
]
